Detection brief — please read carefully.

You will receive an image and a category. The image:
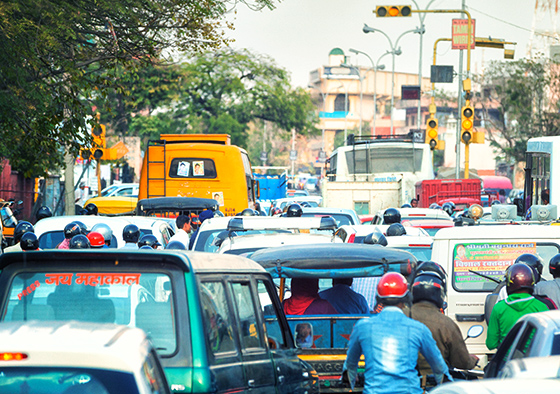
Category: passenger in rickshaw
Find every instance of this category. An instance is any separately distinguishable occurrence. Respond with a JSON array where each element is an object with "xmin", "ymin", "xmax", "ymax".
[
  {"xmin": 283, "ymin": 278, "xmax": 338, "ymax": 315},
  {"xmin": 319, "ymin": 278, "xmax": 369, "ymax": 314}
]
